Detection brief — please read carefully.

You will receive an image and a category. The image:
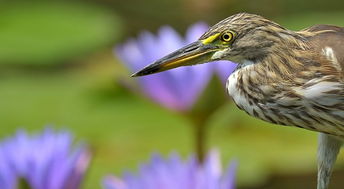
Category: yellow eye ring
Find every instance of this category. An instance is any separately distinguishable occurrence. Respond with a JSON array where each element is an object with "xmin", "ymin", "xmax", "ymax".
[{"xmin": 220, "ymin": 31, "xmax": 234, "ymax": 42}]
